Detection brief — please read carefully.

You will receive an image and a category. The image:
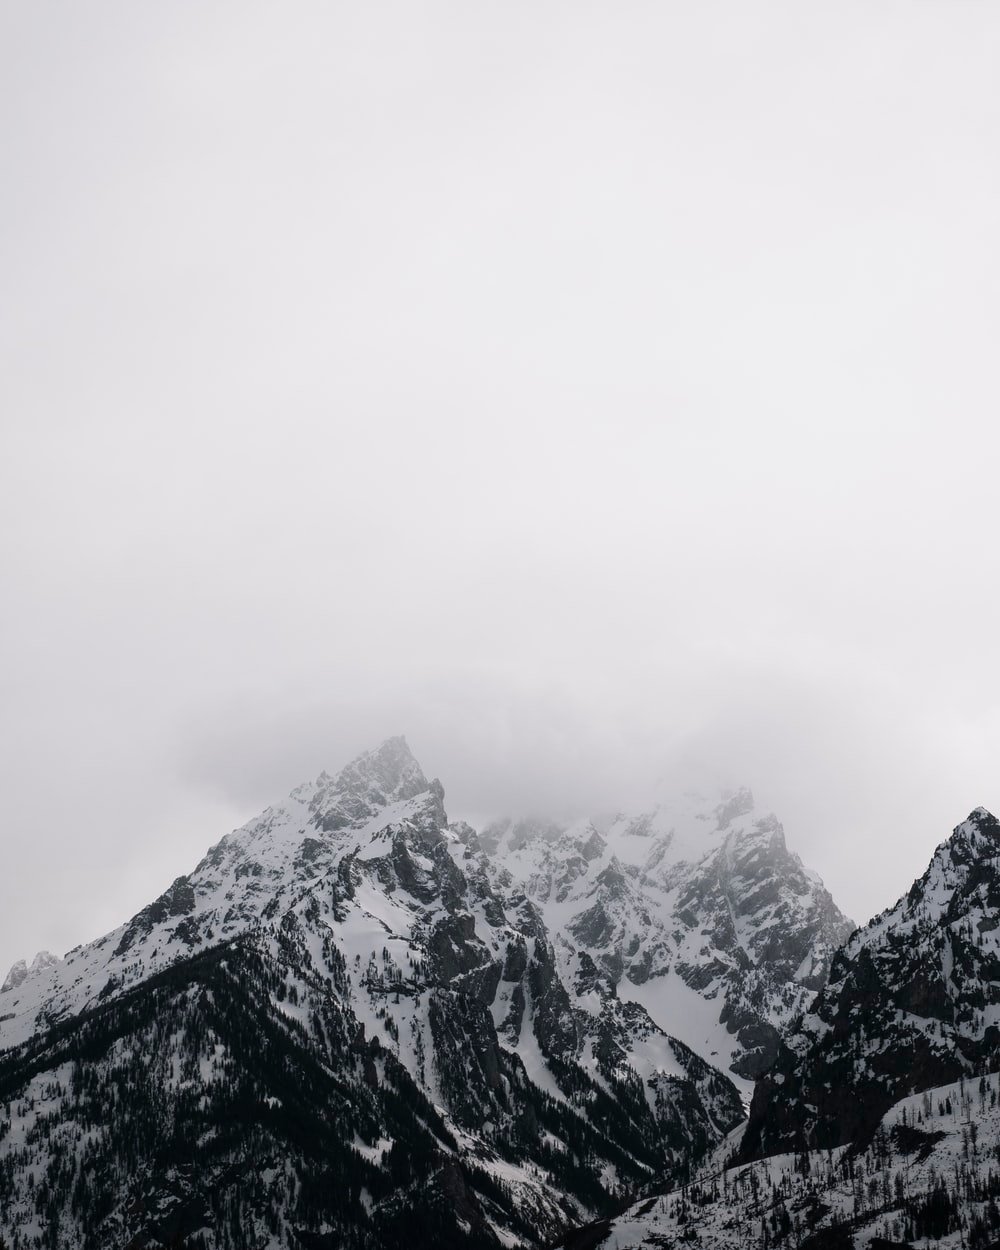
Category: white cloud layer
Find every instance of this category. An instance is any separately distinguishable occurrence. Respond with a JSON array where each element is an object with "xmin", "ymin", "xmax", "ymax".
[{"xmin": 2, "ymin": 1, "xmax": 1000, "ymax": 966}]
